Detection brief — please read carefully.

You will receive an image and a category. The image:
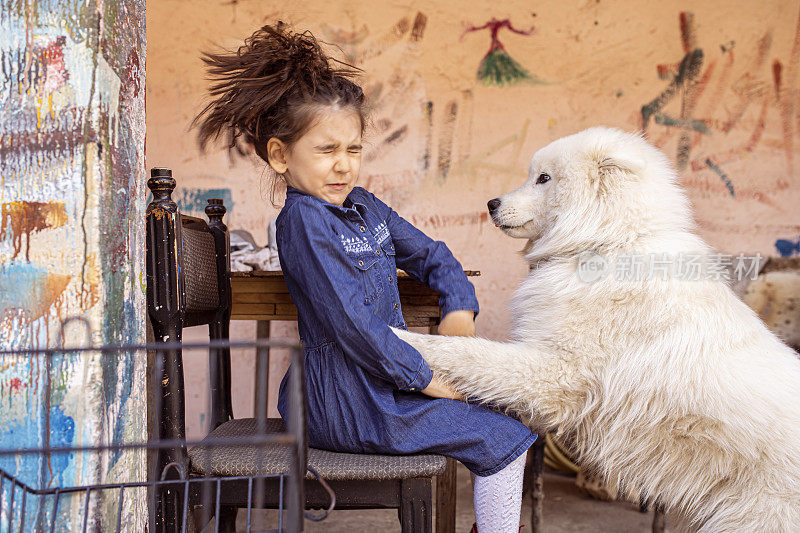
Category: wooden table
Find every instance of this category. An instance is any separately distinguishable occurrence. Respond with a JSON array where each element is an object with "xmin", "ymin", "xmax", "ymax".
[
  {"xmin": 230, "ymin": 269, "xmax": 480, "ymax": 326},
  {"xmin": 230, "ymin": 269, "xmax": 480, "ymax": 533}
]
